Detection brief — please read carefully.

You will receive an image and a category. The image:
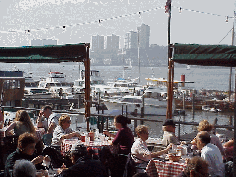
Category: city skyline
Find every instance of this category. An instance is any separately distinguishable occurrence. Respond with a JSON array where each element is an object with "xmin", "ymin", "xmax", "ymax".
[
  {"xmin": 91, "ymin": 23, "xmax": 150, "ymax": 50},
  {"xmin": 0, "ymin": 0, "xmax": 235, "ymax": 47}
]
